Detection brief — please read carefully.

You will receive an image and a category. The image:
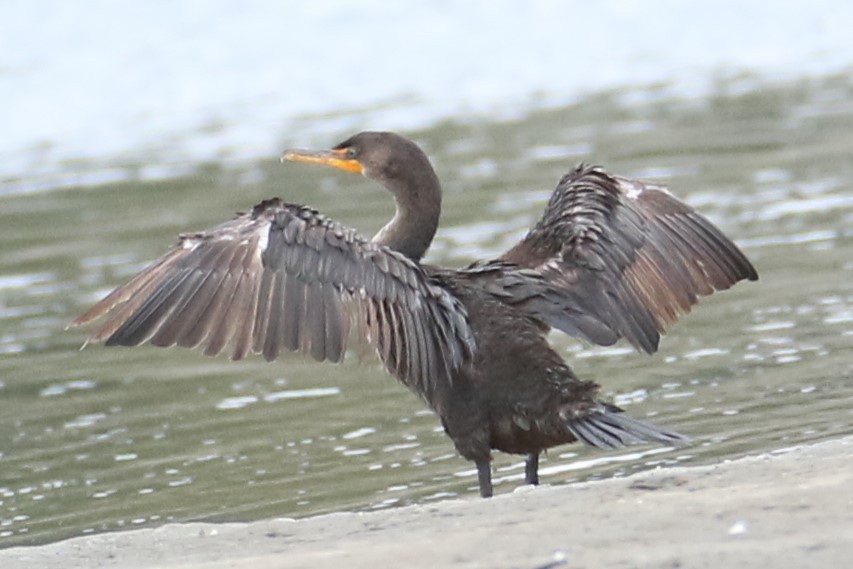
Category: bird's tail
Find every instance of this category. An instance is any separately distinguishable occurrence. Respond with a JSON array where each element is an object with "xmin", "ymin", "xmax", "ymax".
[{"xmin": 565, "ymin": 402, "xmax": 688, "ymax": 450}]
